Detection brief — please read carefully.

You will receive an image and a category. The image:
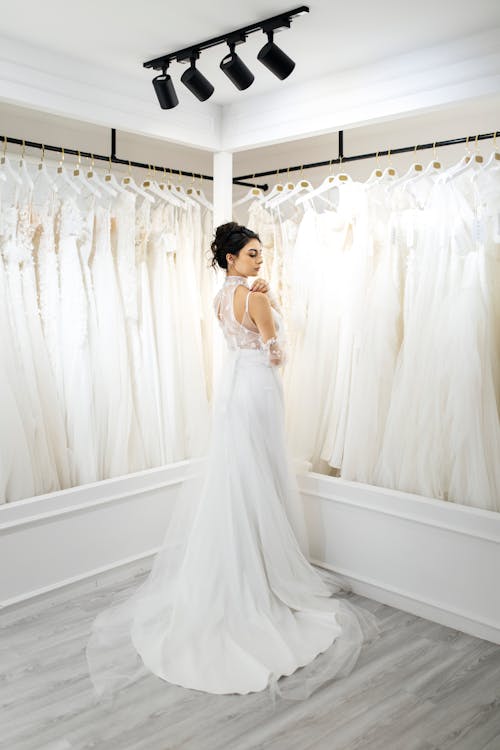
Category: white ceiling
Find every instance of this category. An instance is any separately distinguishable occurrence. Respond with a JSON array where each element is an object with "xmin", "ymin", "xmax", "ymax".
[{"xmin": 2, "ymin": 0, "xmax": 500, "ymax": 106}]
